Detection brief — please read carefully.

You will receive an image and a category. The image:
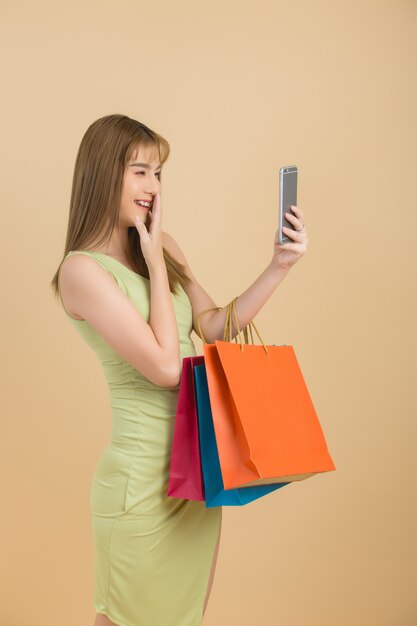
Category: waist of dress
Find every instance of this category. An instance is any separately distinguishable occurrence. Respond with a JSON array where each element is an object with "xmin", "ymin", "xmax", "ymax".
[{"xmin": 107, "ymin": 438, "xmax": 149, "ymax": 457}]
